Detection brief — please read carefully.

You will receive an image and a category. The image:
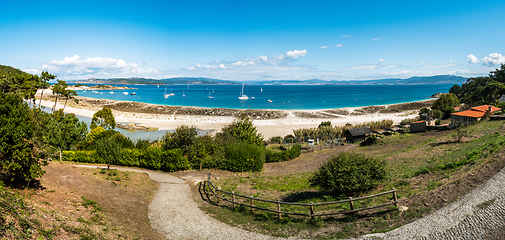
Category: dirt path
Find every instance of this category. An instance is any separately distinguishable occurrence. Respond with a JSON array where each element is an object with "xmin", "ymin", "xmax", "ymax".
[
  {"xmin": 74, "ymin": 165, "xmax": 288, "ymax": 240},
  {"xmin": 70, "ymin": 161, "xmax": 505, "ymax": 240}
]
